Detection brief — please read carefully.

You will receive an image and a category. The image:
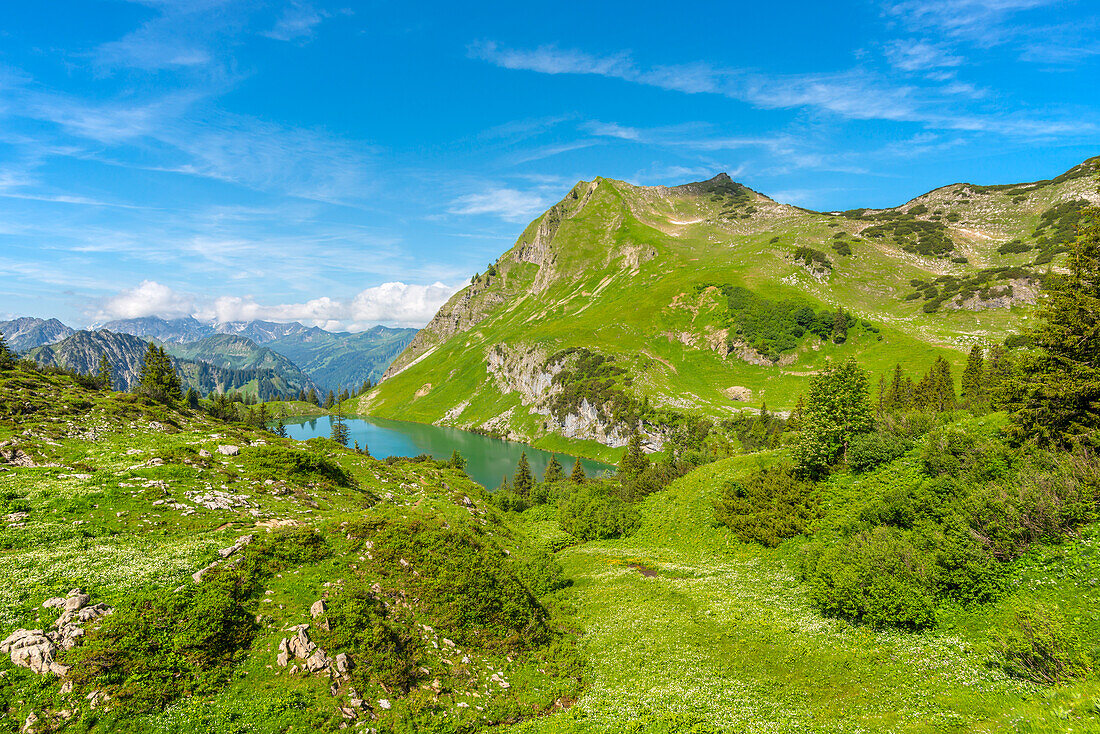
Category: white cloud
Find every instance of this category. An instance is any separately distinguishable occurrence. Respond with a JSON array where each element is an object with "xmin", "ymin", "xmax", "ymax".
[
  {"xmin": 448, "ymin": 188, "xmax": 548, "ymax": 222},
  {"xmin": 95, "ymin": 280, "xmax": 196, "ymax": 321},
  {"xmin": 884, "ymin": 39, "xmax": 964, "ymax": 71},
  {"xmin": 583, "ymin": 121, "xmax": 641, "ymax": 140},
  {"xmin": 92, "ymin": 280, "xmax": 459, "ymax": 330},
  {"xmin": 882, "ymin": 0, "xmax": 1058, "ymax": 43},
  {"xmin": 263, "ymin": 2, "xmax": 329, "ymax": 42}
]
